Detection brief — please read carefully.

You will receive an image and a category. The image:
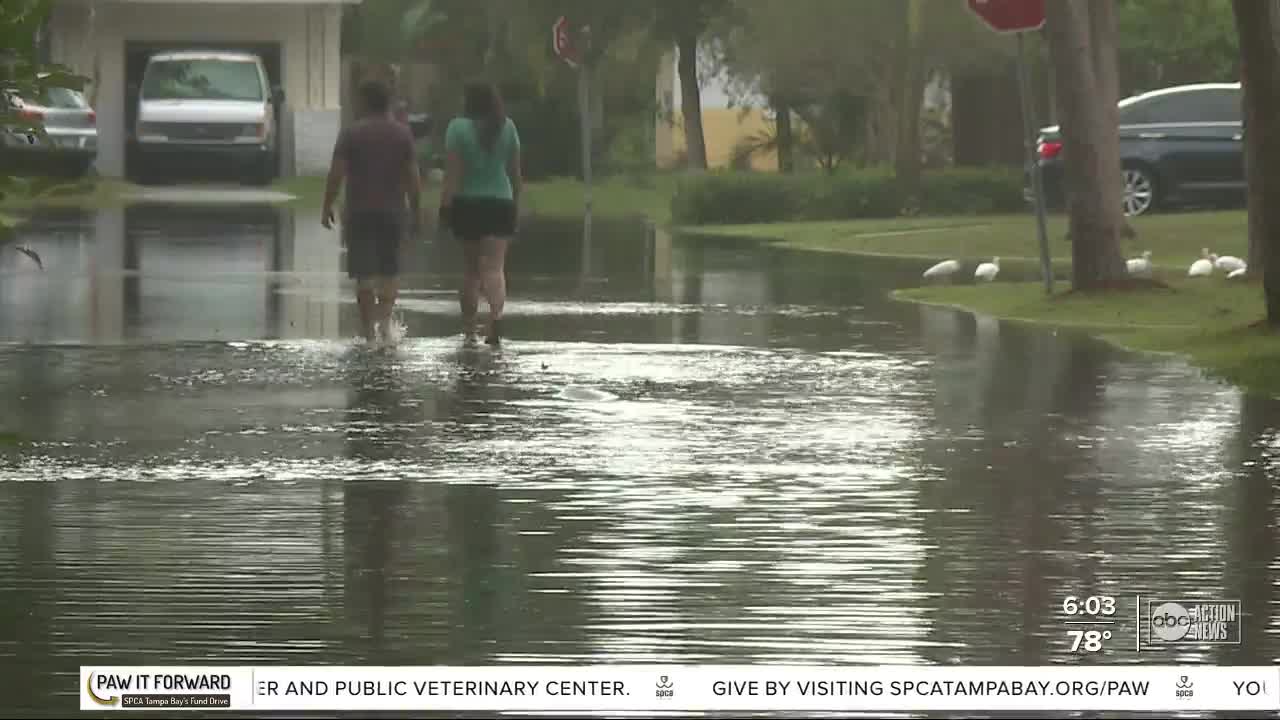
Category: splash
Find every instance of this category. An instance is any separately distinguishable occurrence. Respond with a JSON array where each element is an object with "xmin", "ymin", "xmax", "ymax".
[{"xmin": 384, "ymin": 313, "xmax": 409, "ymax": 346}]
